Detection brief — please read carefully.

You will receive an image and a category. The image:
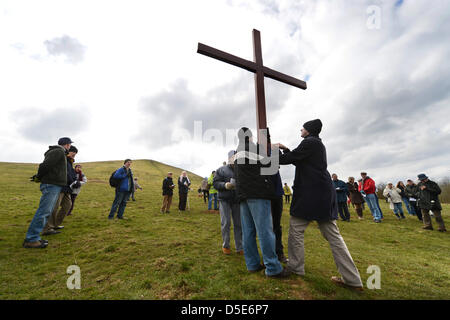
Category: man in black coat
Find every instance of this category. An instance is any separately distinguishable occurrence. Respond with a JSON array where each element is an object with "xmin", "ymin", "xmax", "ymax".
[
  {"xmin": 276, "ymin": 119, "xmax": 363, "ymax": 290},
  {"xmin": 416, "ymin": 174, "xmax": 446, "ymax": 232},
  {"xmin": 161, "ymin": 172, "xmax": 175, "ymax": 213}
]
